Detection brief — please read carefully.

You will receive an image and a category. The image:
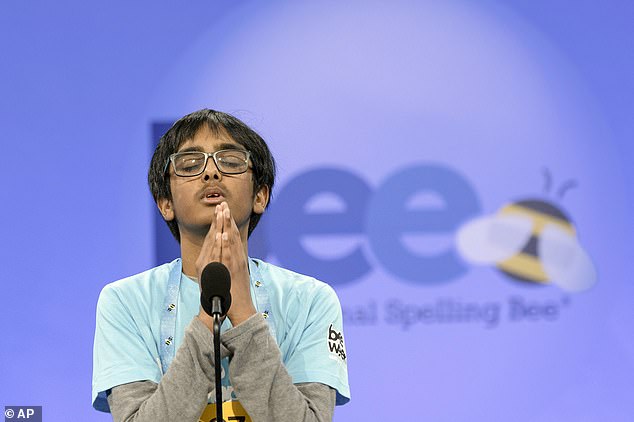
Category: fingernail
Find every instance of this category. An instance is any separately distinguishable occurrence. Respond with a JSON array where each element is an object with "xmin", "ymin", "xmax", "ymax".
[{"xmin": 222, "ymin": 232, "xmax": 228, "ymax": 241}]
